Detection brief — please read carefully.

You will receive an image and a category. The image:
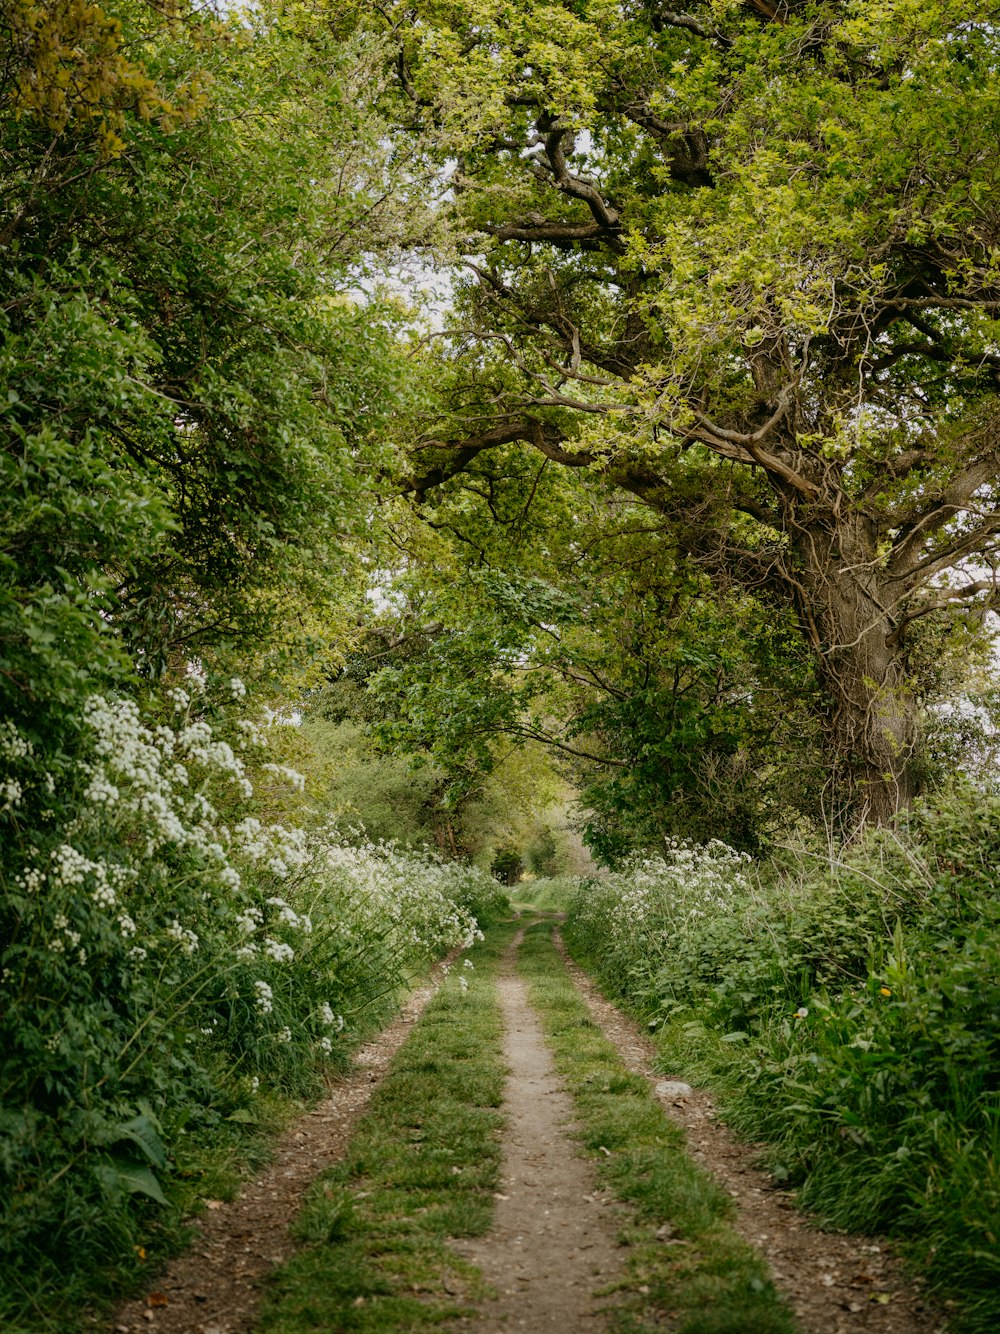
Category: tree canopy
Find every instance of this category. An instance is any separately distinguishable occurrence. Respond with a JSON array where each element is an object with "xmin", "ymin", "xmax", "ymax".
[
  {"xmin": 343, "ymin": 0, "xmax": 1000, "ymax": 835},
  {"xmin": 1, "ymin": 0, "xmax": 431, "ymax": 769}
]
